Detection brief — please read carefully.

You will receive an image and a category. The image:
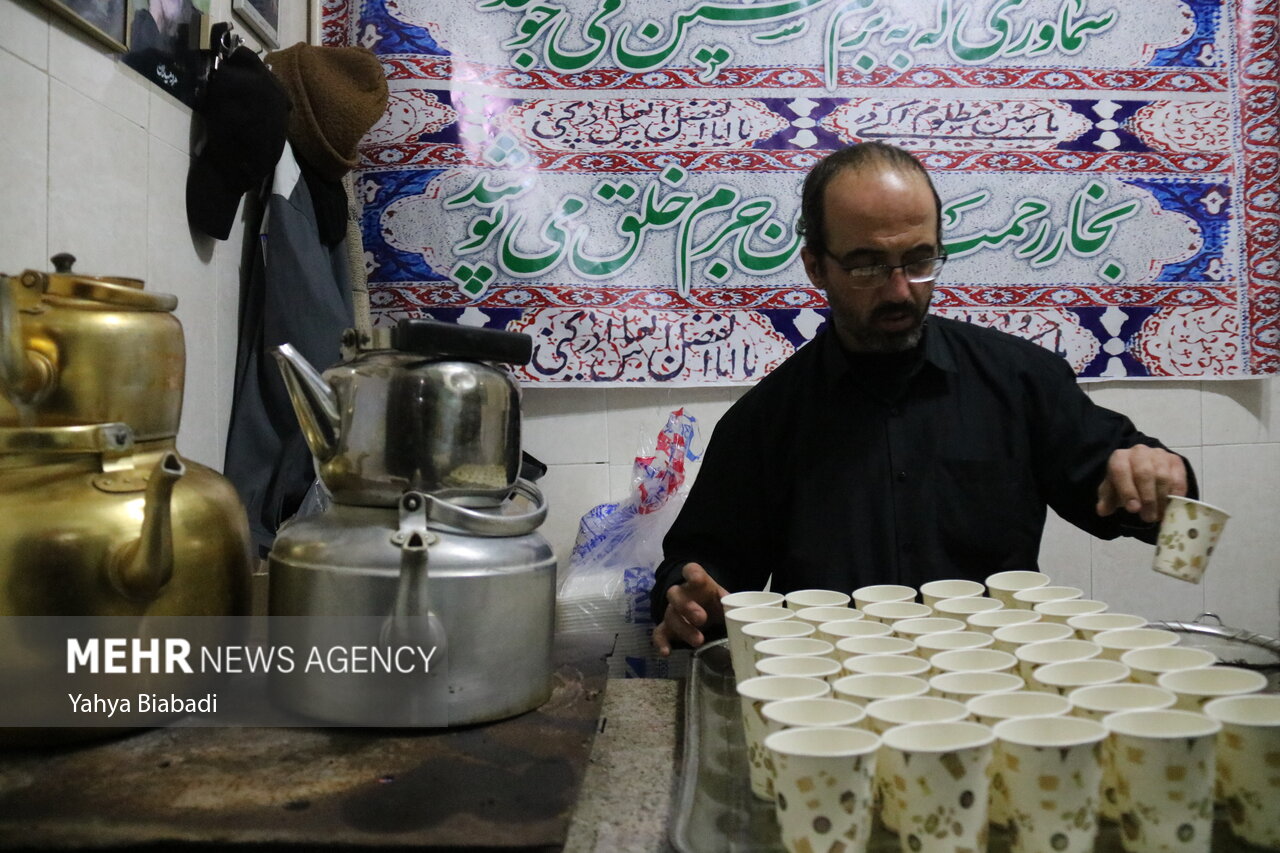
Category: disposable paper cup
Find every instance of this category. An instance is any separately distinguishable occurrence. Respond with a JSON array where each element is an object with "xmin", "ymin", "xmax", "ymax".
[
  {"xmin": 1158, "ymin": 665, "xmax": 1269, "ymax": 712},
  {"xmin": 1104, "ymin": 709, "xmax": 1221, "ymax": 852},
  {"xmin": 784, "ymin": 588, "xmax": 851, "ymax": 609},
  {"xmin": 992, "ymin": 620, "xmax": 1075, "ymax": 654},
  {"xmin": 1066, "ymin": 611, "xmax": 1148, "ymax": 641},
  {"xmin": 967, "ymin": 608, "xmax": 1040, "ymax": 635},
  {"xmin": 1093, "ymin": 627, "xmax": 1180, "ymax": 662},
  {"xmin": 756, "ymin": 654, "xmax": 845, "ymax": 684},
  {"xmin": 764, "ymin": 726, "xmax": 880, "ymax": 853},
  {"xmin": 737, "ymin": 675, "xmax": 830, "ymax": 800},
  {"xmin": 721, "ymin": 590, "xmax": 785, "ymax": 611},
  {"xmin": 967, "ymin": 688, "xmax": 1072, "ymax": 827},
  {"xmin": 832, "ymin": 673, "xmax": 930, "ymax": 708},
  {"xmin": 930, "ymin": 670, "xmax": 1025, "ymax": 703},
  {"xmin": 753, "ymin": 636, "xmax": 836, "ymax": 664},
  {"xmin": 862, "ymin": 696, "xmax": 969, "ymax": 833},
  {"xmin": 1011, "ymin": 584, "xmax": 1084, "ymax": 609},
  {"xmin": 760, "ymin": 696, "xmax": 866, "ymax": 734},
  {"xmin": 913, "ymin": 630, "xmax": 994, "ymax": 660},
  {"xmin": 1120, "ymin": 645, "xmax": 1217, "ymax": 686},
  {"xmin": 1203, "ymin": 694, "xmax": 1280, "ymax": 850},
  {"xmin": 919, "ymin": 578, "xmax": 986, "ymax": 607},
  {"xmin": 934, "ymin": 596, "xmax": 1005, "ymax": 619},
  {"xmin": 1014, "ymin": 639, "xmax": 1102, "ymax": 689},
  {"xmin": 994, "ymin": 716, "xmax": 1108, "ymax": 853},
  {"xmin": 725, "ymin": 605, "xmax": 794, "ymax": 683},
  {"xmin": 841, "ymin": 653, "xmax": 931, "ymax": 678},
  {"xmin": 985, "ymin": 570, "xmax": 1051, "ymax": 607},
  {"xmin": 861, "ymin": 600, "xmax": 932, "ymax": 624},
  {"xmin": 1153, "ymin": 495, "xmax": 1230, "ymax": 584},
  {"xmin": 743, "ymin": 619, "xmax": 816, "ymax": 669},
  {"xmin": 931, "ymin": 647, "xmax": 1018, "ymax": 677},
  {"xmin": 880, "ymin": 721, "xmax": 995, "ymax": 852},
  {"xmin": 1031, "ymin": 658, "xmax": 1130, "ymax": 696},
  {"xmin": 1032, "ymin": 598, "xmax": 1109, "ymax": 624},
  {"xmin": 851, "ymin": 583, "xmax": 916, "ymax": 611},
  {"xmin": 834, "ymin": 635, "xmax": 917, "ymax": 659},
  {"xmin": 817, "ymin": 618, "xmax": 892, "ymax": 645},
  {"xmin": 1067, "ymin": 683, "xmax": 1178, "ymax": 822},
  {"xmin": 794, "ymin": 605, "xmax": 863, "ymax": 627},
  {"xmin": 892, "ymin": 616, "xmax": 965, "ymax": 641}
]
